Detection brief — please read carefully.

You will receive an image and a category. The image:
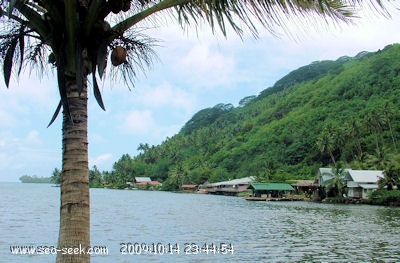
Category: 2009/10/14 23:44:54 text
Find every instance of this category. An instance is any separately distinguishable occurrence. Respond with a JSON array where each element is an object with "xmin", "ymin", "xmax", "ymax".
[{"xmin": 120, "ymin": 242, "xmax": 234, "ymax": 255}]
